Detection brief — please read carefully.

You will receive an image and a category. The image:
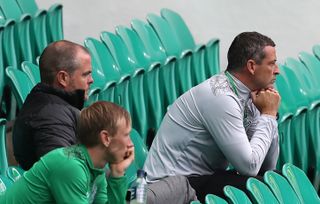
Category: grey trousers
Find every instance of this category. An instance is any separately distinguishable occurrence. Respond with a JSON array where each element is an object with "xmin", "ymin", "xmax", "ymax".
[{"xmin": 147, "ymin": 175, "xmax": 197, "ymax": 204}]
